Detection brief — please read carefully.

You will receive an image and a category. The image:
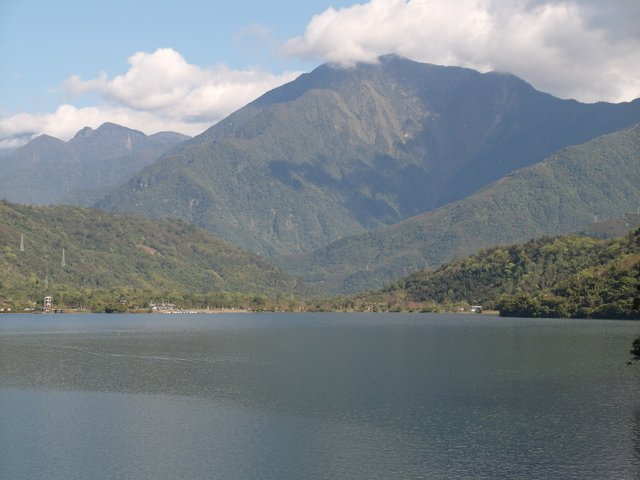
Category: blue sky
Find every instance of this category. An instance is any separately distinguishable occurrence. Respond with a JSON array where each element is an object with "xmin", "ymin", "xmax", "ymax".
[
  {"xmin": 0, "ymin": 0, "xmax": 355, "ymax": 115},
  {"xmin": 1, "ymin": 0, "xmax": 639, "ymax": 146}
]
